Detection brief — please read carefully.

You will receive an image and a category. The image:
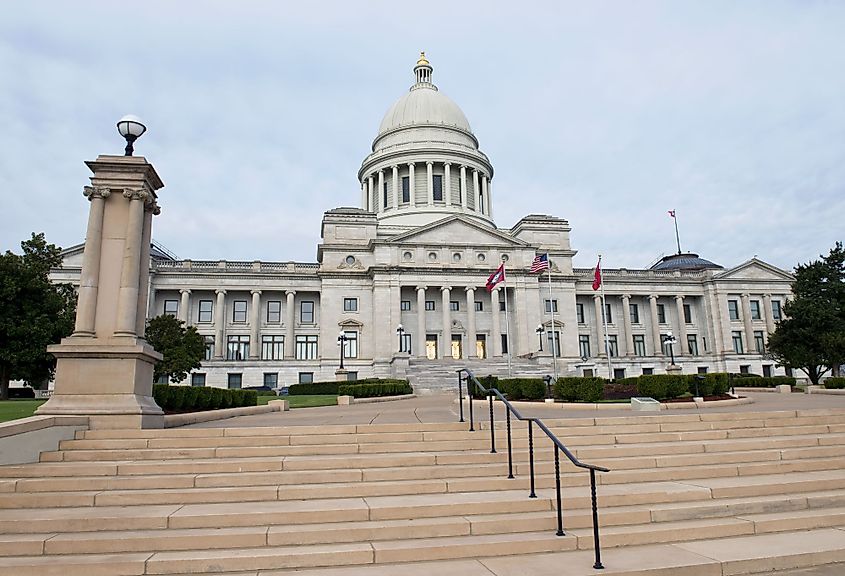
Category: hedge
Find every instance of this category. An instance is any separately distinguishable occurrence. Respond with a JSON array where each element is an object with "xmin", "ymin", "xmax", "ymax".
[
  {"xmin": 338, "ymin": 382, "xmax": 413, "ymax": 398},
  {"xmin": 290, "ymin": 378, "xmax": 410, "ymax": 396},
  {"xmin": 685, "ymin": 373, "xmax": 730, "ymax": 396},
  {"xmin": 467, "ymin": 377, "xmax": 546, "ymax": 401},
  {"xmin": 733, "ymin": 376, "xmax": 796, "ymax": 388},
  {"xmin": 636, "ymin": 374, "xmax": 687, "ymax": 400},
  {"xmin": 469, "ymin": 375, "xmax": 498, "ymax": 399},
  {"xmin": 554, "ymin": 377, "xmax": 605, "ymax": 402},
  {"xmin": 153, "ymin": 384, "xmax": 257, "ymax": 412},
  {"xmin": 824, "ymin": 377, "xmax": 845, "ymax": 389},
  {"xmin": 6, "ymin": 388, "xmax": 36, "ymax": 399}
]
